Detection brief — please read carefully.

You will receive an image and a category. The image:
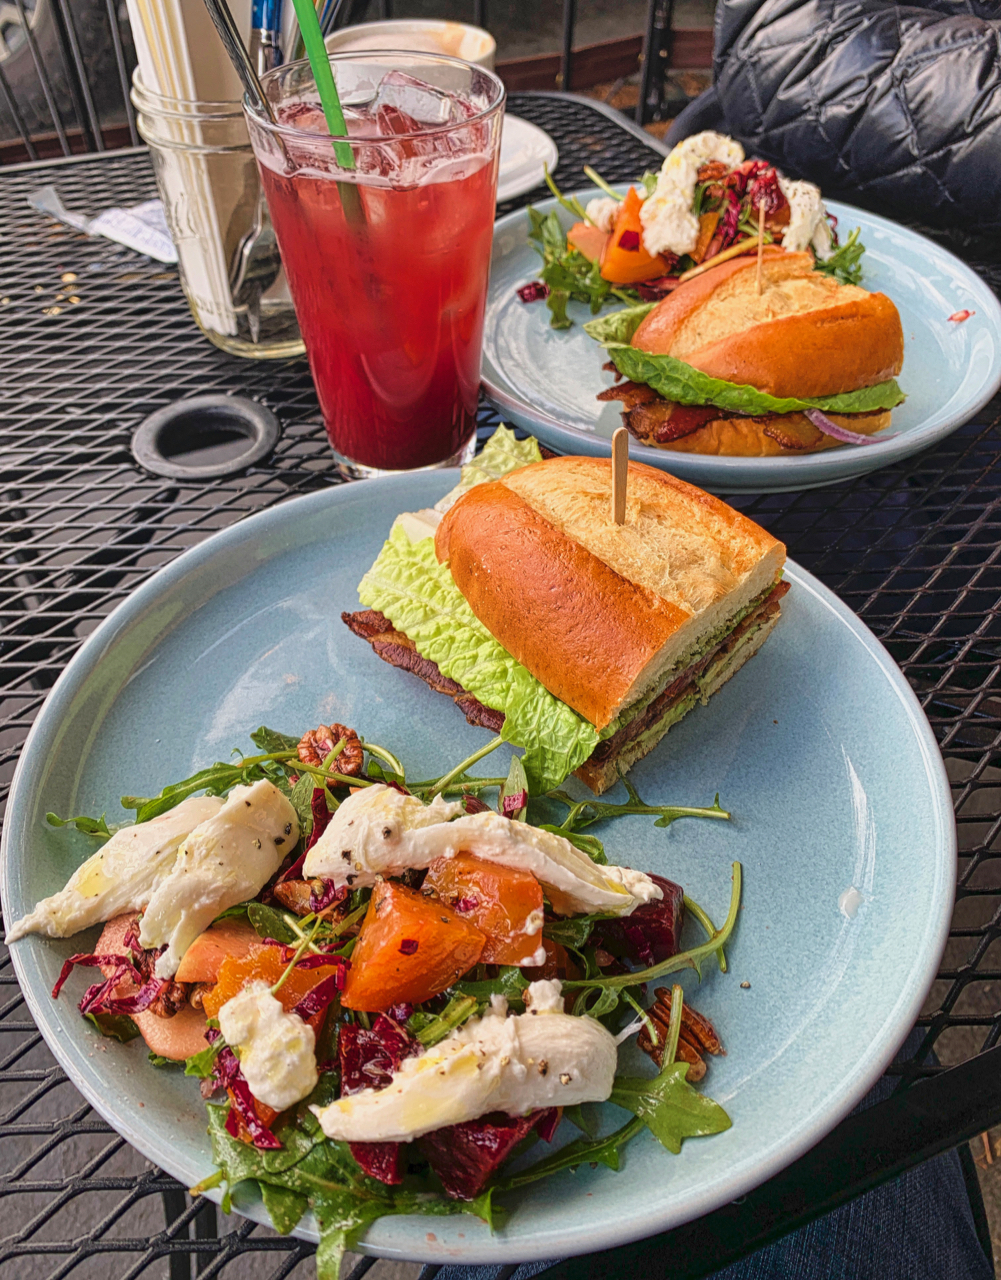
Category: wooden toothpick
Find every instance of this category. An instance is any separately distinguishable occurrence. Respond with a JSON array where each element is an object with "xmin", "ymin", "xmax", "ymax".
[
  {"xmin": 612, "ymin": 427, "xmax": 628, "ymax": 525},
  {"xmin": 756, "ymin": 197, "xmax": 766, "ymax": 295}
]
